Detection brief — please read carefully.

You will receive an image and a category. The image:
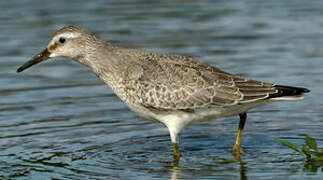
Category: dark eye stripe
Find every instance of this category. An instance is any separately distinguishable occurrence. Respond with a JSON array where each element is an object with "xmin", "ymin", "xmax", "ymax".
[{"xmin": 48, "ymin": 42, "xmax": 58, "ymax": 51}]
